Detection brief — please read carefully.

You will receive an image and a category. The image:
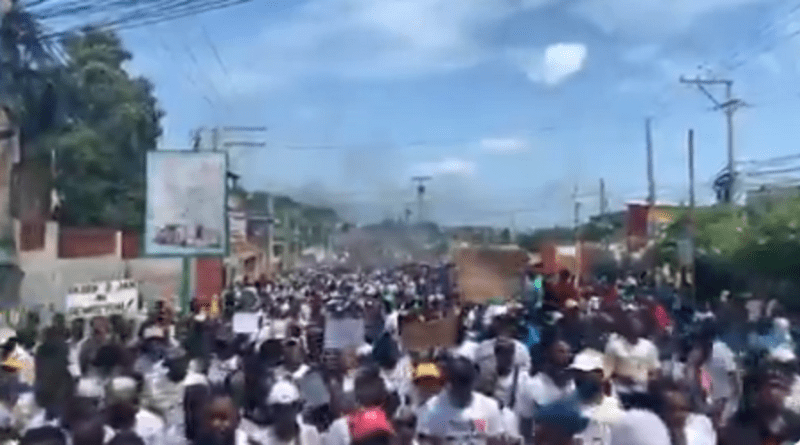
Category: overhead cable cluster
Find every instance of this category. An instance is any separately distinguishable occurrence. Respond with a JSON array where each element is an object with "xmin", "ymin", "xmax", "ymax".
[{"xmin": 20, "ymin": 0, "xmax": 253, "ymax": 39}]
